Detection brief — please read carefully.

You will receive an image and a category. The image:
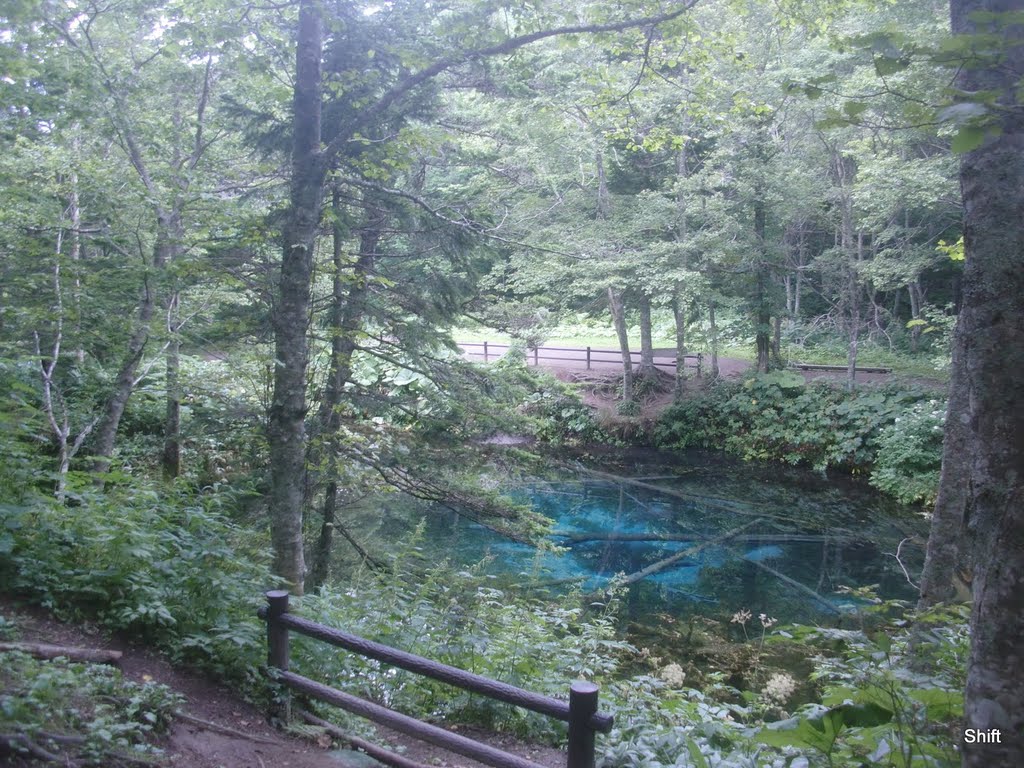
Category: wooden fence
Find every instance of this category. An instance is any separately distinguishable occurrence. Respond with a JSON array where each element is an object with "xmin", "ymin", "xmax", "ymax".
[
  {"xmin": 258, "ymin": 591, "xmax": 613, "ymax": 768},
  {"xmin": 459, "ymin": 341, "xmax": 702, "ymax": 374}
]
